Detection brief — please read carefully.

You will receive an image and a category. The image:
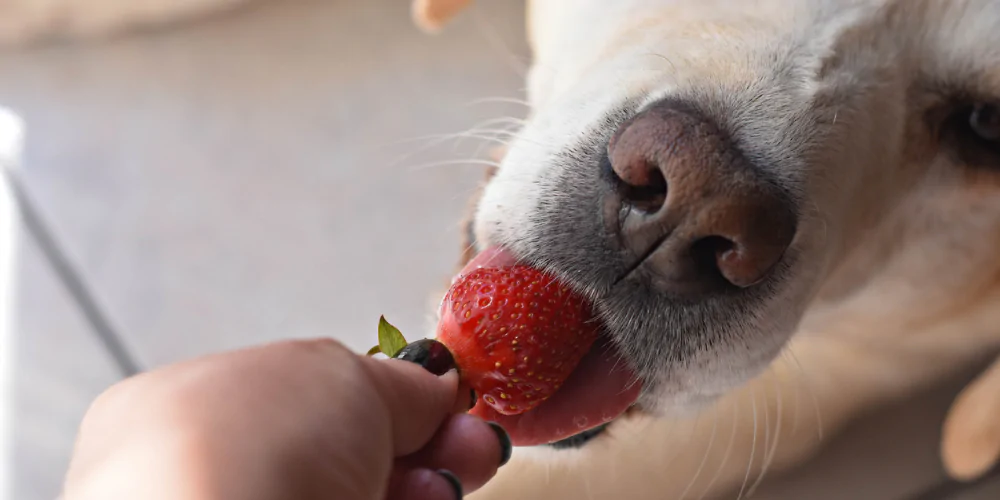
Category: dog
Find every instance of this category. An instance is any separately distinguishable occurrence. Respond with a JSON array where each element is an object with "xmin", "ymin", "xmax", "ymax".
[{"xmin": 416, "ymin": 0, "xmax": 1000, "ymax": 498}]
